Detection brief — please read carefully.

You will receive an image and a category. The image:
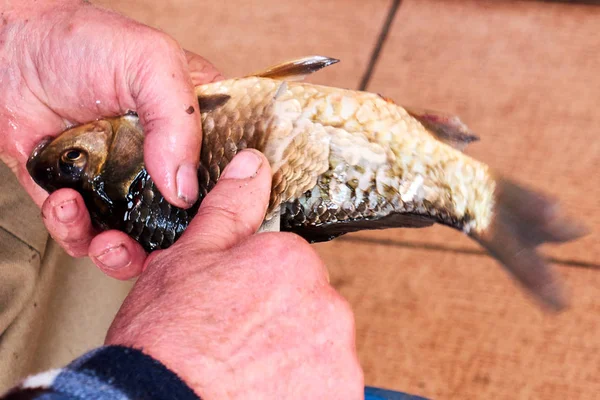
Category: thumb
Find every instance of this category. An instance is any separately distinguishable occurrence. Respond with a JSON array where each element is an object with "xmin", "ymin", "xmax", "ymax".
[{"xmin": 176, "ymin": 149, "xmax": 273, "ymax": 252}]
